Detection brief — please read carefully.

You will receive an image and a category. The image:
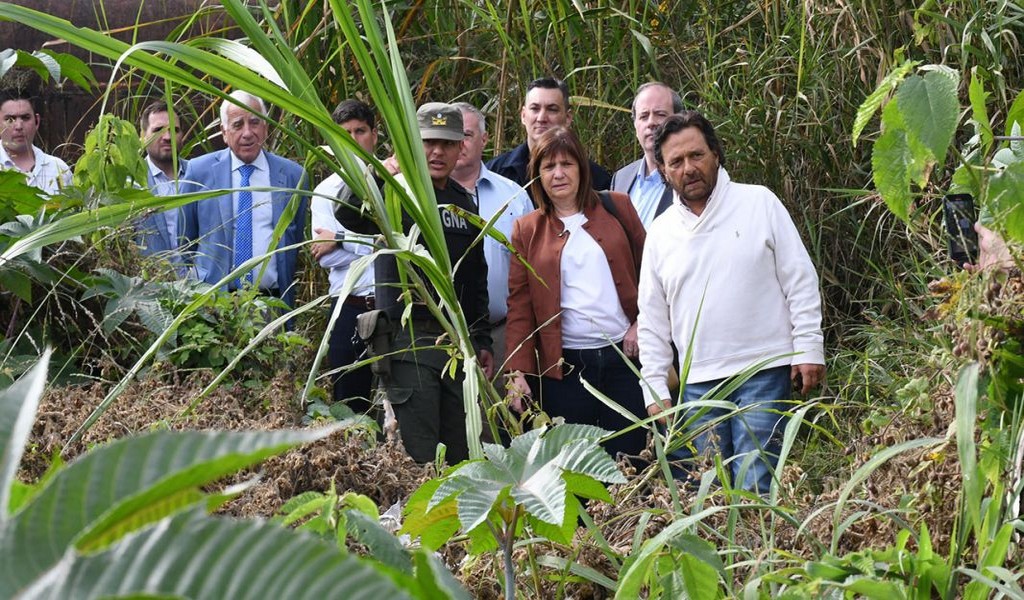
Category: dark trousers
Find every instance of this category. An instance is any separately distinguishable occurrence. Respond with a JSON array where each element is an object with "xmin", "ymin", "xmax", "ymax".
[
  {"xmin": 327, "ymin": 298, "xmax": 373, "ymax": 414},
  {"xmin": 538, "ymin": 343, "xmax": 648, "ymax": 458},
  {"xmin": 384, "ymin": 325, "xmax": 469, "ymax": 464}
]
